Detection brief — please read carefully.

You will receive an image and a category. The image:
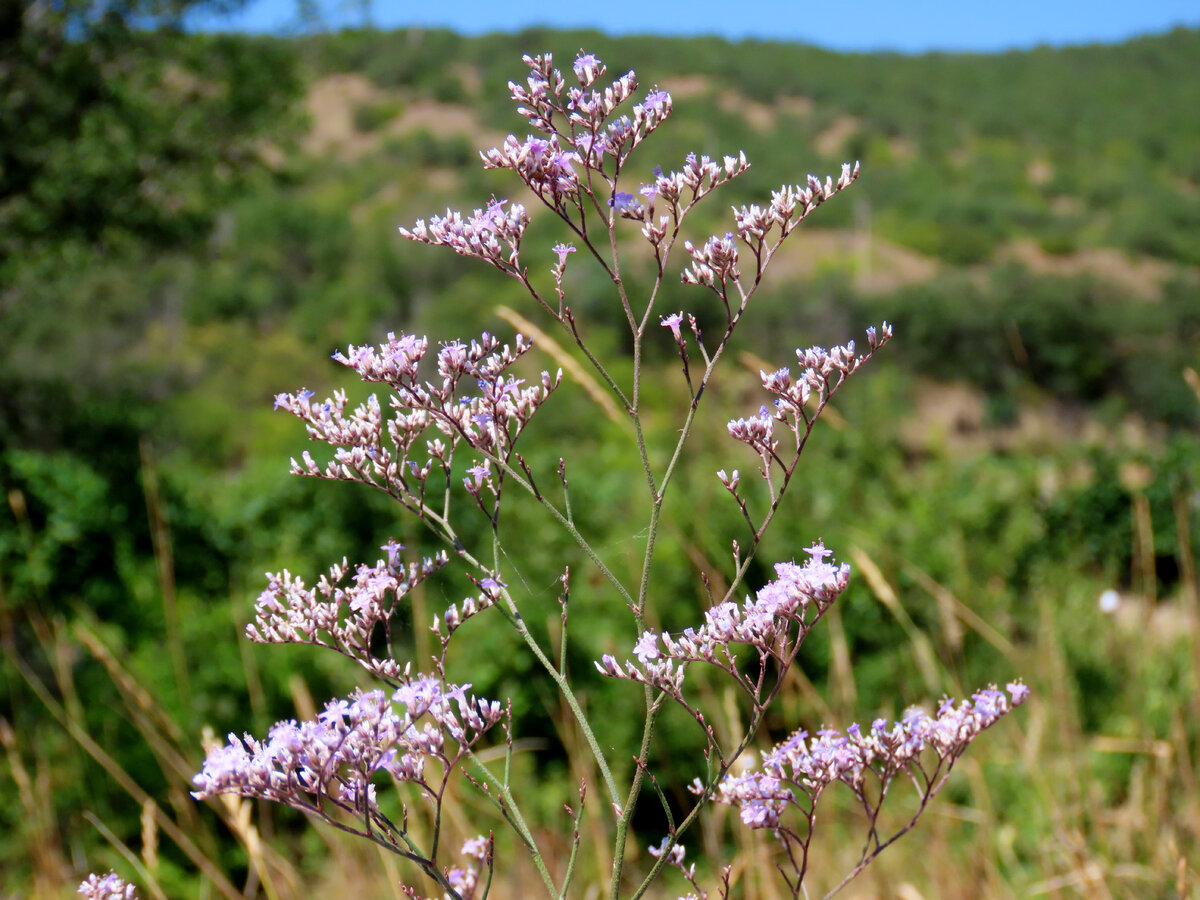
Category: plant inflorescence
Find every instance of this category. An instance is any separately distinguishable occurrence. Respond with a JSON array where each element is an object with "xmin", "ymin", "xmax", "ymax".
[{"xmin": 85, "ymin": 48, "xmax": 1026, "ymax": 900}]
